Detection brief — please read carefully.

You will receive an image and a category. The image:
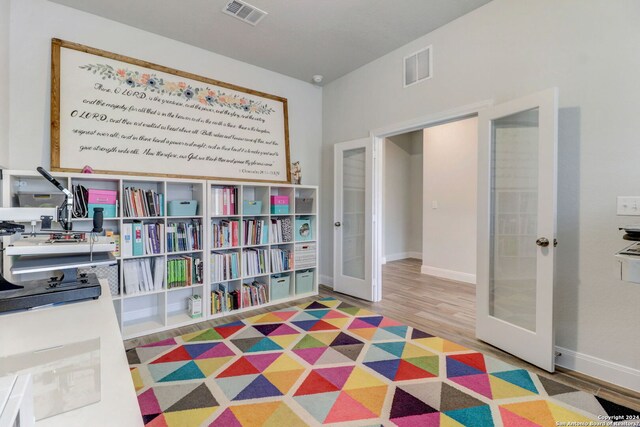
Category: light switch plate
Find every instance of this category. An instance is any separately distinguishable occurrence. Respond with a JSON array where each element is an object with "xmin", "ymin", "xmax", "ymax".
[{"xmin": 617, "ymin": 196, "xmax": 640, "ymax": 215}]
